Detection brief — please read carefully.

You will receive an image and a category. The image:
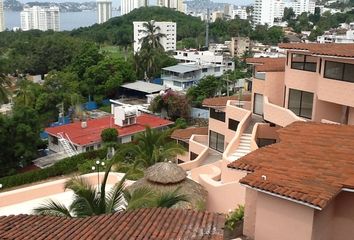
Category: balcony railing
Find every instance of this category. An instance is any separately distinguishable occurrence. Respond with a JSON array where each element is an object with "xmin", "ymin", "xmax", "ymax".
[{"xmin": 263, "ymin": 96, "xmax": 305, "ymax": 127}]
